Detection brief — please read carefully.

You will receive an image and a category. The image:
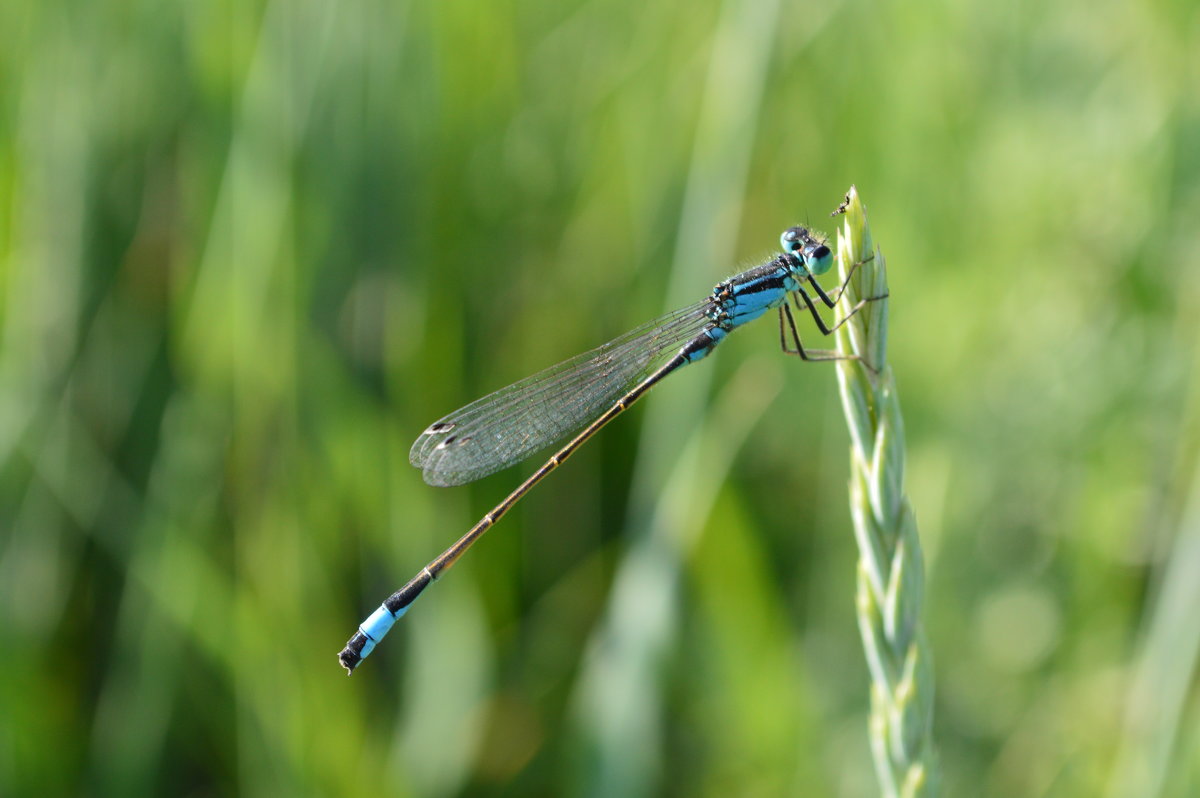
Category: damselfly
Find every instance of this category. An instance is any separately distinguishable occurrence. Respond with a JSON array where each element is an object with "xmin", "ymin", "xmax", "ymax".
[{"xmin": 339, "ymin": 225, "xmax": 877, "ymax": 673}]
